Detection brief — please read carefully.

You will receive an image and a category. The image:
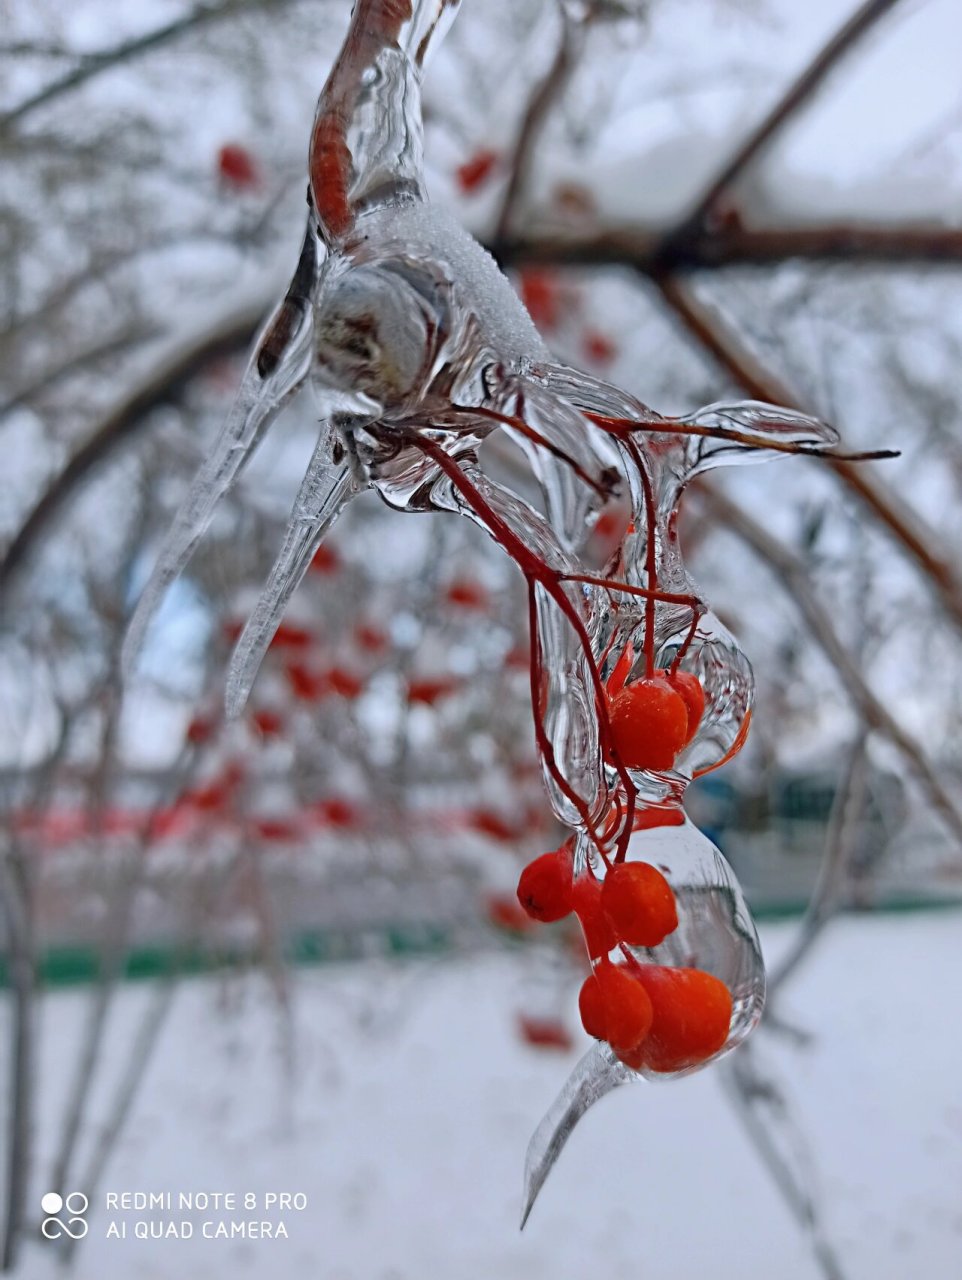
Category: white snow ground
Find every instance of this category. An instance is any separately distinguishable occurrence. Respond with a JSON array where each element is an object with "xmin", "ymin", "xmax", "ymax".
[{"xmin": 23, "ymin": 909, "xmax": 962, "ymax": 1280}]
